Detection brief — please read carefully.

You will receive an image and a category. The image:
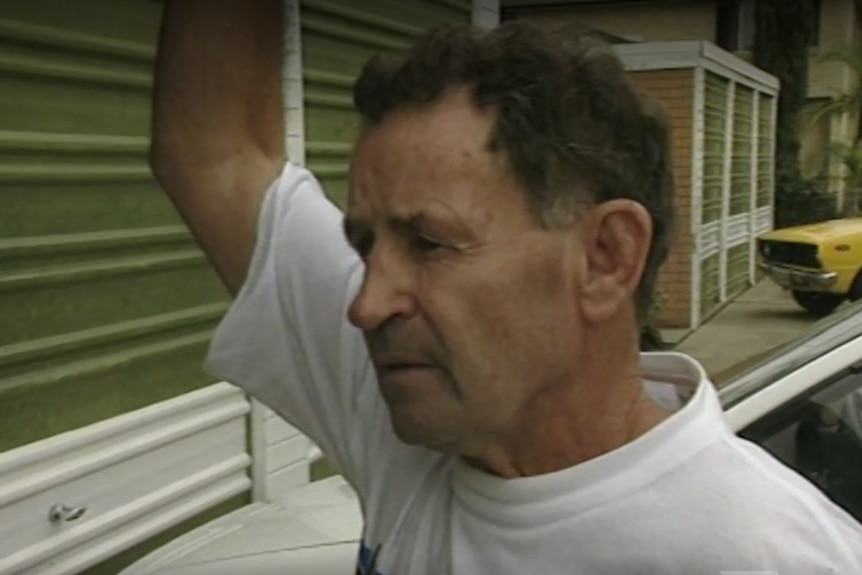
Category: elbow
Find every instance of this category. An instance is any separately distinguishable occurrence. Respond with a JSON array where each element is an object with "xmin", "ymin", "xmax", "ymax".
[
  {"xmin": 148, "ymin": 135, "xmax": 188, "ymax": 191},
  {"xmin": 148, "ymin": 136, "xmax": 169, "ymax": 185},
  {"xmin": 147, "ymin": 129, "xmax": 285, "ymax": 199}
]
